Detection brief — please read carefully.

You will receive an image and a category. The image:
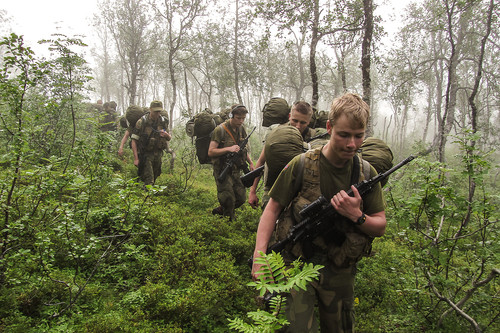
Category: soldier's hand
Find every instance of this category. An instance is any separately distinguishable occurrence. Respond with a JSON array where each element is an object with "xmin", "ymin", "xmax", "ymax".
[
  {"xmin": 160, "ymin": 130, "xmax": 171, "ymax": 140},
  {"xmin": 228, "ymin": 145, "xmax": 240, "ymax": 153},
  {"xmin": 134, "ymin": 158, "xmax": 140, "ymax": 167},
  {"xmin": 248, "ymin": 191, "xmax": 259, "ymax": 209},
  {"xmin": 331, "ymin": 185, "xmax": 362, "ymax": 222},
  {"xmin": 251, "ymin": 261, "xmax": 264, "ymax": 281}
]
